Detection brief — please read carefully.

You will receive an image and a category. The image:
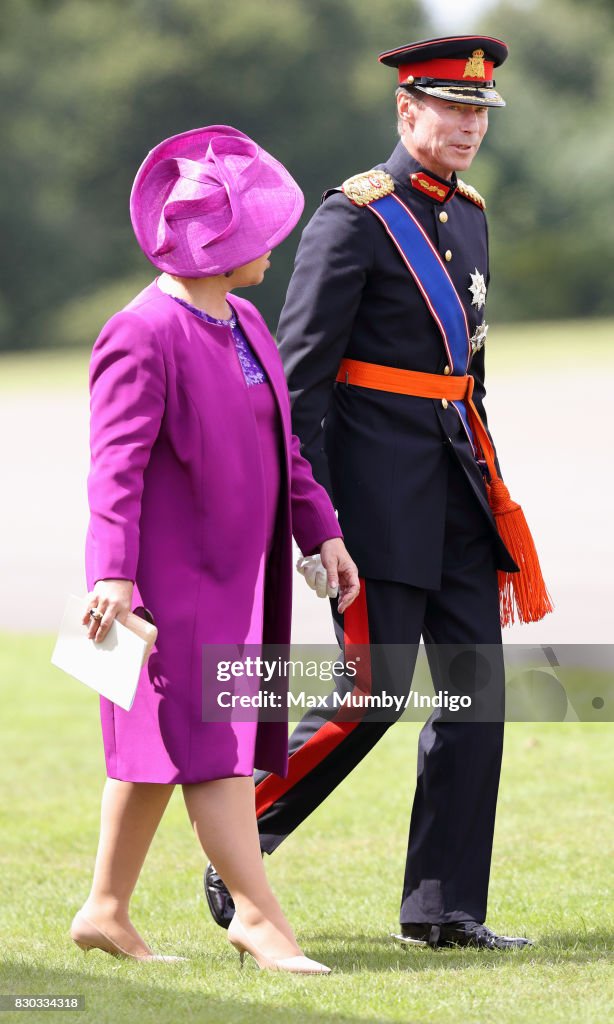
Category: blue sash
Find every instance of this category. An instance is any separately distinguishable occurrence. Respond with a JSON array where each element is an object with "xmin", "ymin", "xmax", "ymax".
[{"xmin": 367, "ymin": 191, "xmax": 475, "ymax": 448}]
